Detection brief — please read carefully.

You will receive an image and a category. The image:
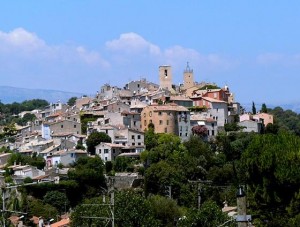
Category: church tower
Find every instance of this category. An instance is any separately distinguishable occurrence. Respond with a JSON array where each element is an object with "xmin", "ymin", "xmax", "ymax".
[
  {"xmin": 183, "ymin": 62, "xmax": 194, "ymax": 90},
  {"xmin": 159, "ymin": 65, "xmax": 172, "ymax": 90}
]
